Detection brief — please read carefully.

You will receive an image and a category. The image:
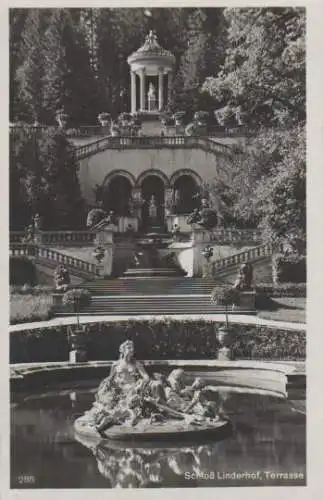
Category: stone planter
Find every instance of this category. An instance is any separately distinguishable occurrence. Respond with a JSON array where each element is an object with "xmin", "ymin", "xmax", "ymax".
[
  {"xmin": 239, "ymin": 290, "xmax": 256, "ymax": 310},
  {"xmin": 216, "ymin": 326, "xmax": 233, "ymax": 361},
  {"xmin": 69, "ymin": 330, "xmax": 88, "ymax": 363},
  {"xmin": 52, "ymin": 292, "xmax": 63, "ymax": 312}
]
